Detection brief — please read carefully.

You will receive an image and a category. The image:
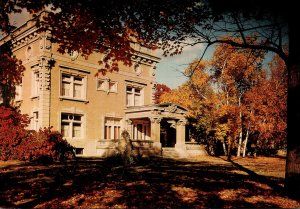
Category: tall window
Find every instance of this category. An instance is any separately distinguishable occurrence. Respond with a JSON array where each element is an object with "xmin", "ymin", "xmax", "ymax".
[
  {"xmin": 126, "ymin": 86, "xmax": 143, "ymax": 106},
  {"xmin": 32, "ymin": 111, "xmax": 39, "ymax": 131},
  {"xmin": 104, "ymin": 117, "xmax": 121, "ymax": 141},
  {"xmin": 32, "ymin": 71, "xmax": 39, "ymax": 97},
  {"xmin": 61, "ymin": 74, "xmax": 86, "ymax": 100},
  {"xmin": 15, "ymin": 84, "xmax": 22, "ymax": 101},
  {"xmin": 61, "ymin": 113, "xmax": 83, "ymax": 138}
]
